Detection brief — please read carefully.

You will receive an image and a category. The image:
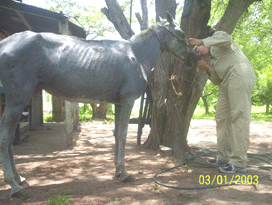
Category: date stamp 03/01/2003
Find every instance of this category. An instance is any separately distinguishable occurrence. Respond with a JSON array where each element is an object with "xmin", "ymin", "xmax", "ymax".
[{"xmin": 199, "ymin": 174, "xmax": 259, "ymax": 186}]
